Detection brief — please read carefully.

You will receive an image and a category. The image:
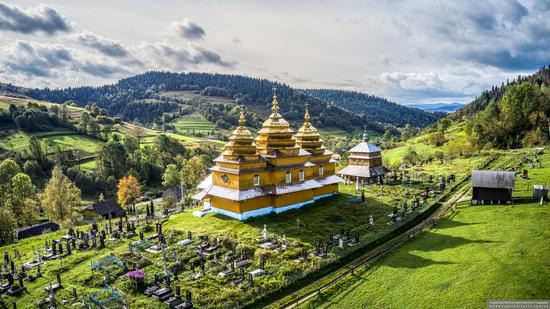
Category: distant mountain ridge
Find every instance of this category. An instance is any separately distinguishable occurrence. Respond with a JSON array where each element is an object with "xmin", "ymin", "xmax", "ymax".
[
  {"xmin": 2, "ymin": 72, "xmax": 444, "ymax": 132},
  {"xmin": 405, "ymin": 103, "xmax": 465, "ymax": 113},
  {"xmin": 306, "ymin": 89, "xmax": 445, "ymax": 127}
]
